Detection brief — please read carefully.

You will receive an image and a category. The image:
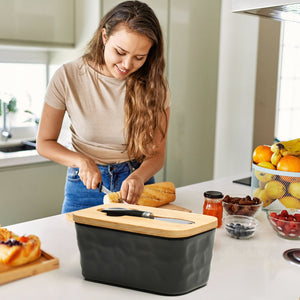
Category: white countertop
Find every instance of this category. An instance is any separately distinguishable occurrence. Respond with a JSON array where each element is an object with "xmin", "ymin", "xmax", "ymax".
[
  {"xmin": 2, "ymin": 174, "xmax": 299, "ymax": 299},
  {"xmin": 0, "ymin": 150, "xmax": 48, "ymax": 168}
]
